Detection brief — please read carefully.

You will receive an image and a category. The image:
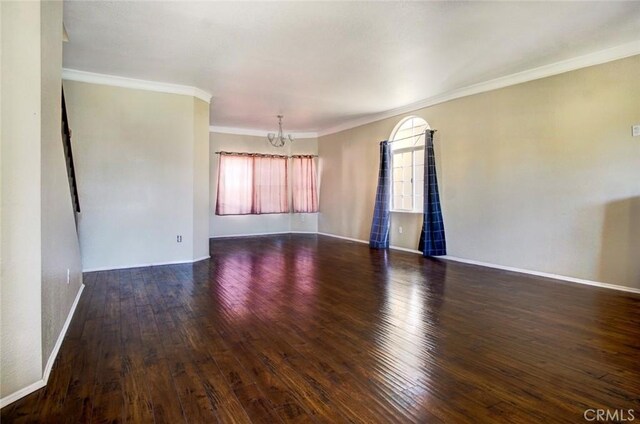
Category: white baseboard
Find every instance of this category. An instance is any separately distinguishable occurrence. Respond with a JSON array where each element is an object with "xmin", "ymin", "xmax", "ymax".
[
  {"xmin": 42, "ymin": 284, "xmax": 85, "ymax": 382},
  {"xmin": 441, "ymin": 255, "xmax": 640, "ymax": 295},
  {"xmin": 389, "ymin": 245, "xmax": 422, "ymax": 254},
  {"xmin": 0, "ymin": 284, "xmax": 85, "ymax": 409},
  {"xmin": 210, "ymin": 230, "xmax": 317, "ymax": 239},
  {"xmin": 192, "ymin": 255, "xmax": 211, "ymax": 263},
  {"xmin": 316, "ymin": 231, "xmax": 640, "ymax": 295},
  {"xmin": 316, "ymin": 232, "xmax": 368, "ymax": 244},
  {"xmin": 316, "ymin": 232, "xmax": 422, "ymax": 254},
  {"xmin": 82, "ymin": 256, "xmax": 211, "ymax": 273},
  {"xmin": 0, "ymin": 380, "xmax": 46, "ymax": 409},
  {"xmin": 210, "ymin": 231, "xmax": 292, "ymax": 239}
]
